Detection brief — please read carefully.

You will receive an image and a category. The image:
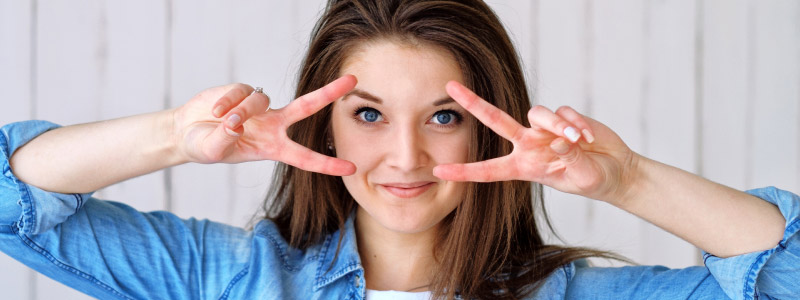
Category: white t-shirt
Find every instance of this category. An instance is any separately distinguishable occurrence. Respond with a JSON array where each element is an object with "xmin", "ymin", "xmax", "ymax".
[{"xmin": 365, "ymin": 289, "xmax": 432, "ymax": 300}]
